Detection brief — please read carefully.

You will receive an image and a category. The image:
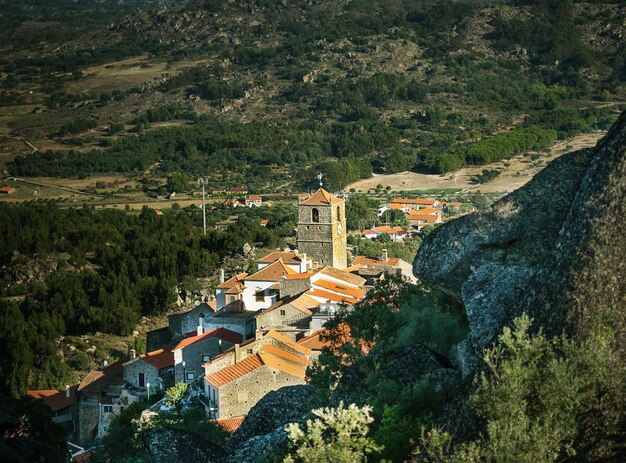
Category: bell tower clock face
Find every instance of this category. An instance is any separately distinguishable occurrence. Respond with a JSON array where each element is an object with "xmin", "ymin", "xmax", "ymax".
[{"xmin": 337, "ymin": 224, "xmax": 342, "ymax": 235}]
